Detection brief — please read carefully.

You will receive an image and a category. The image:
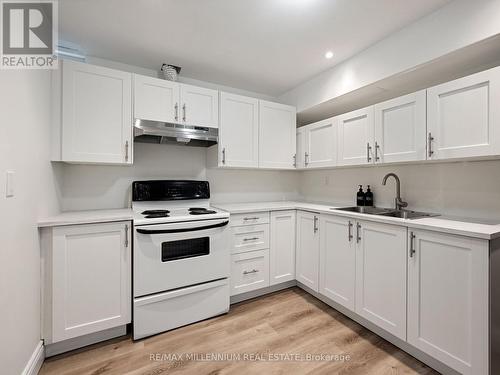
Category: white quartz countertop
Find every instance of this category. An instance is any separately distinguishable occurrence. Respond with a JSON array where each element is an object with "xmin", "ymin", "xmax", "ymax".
[
  {"xmin": 38, "ymin": 209, "xmax": 134, "ymax": 228},
  {"xmin": 212, "ymin": 201, "xmax": 500, "ymax": 240}
]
